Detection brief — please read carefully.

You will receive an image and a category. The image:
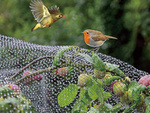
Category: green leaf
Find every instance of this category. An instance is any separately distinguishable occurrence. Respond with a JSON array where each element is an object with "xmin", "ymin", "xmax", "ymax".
[
  {"xmin": 0, "ymin": 97, "xmax": 20, "ymax": 105},
  {"xmin": 111, "ymin": 103, "xmax": 122, "ymax": 113},
  {"xmin": 78, "ymin": 53, "xmax": 93, "ymax": 64},
  {"xmin": 88, "ymin": 78, "xmax": 104, "ymax": 103},
  {"xmin": 53, "ymin": 46, "xmax": 72, "ymax": 66},
  {"xmin": 98, "ymin": 103, "xmax": 112, "ymax": 112},
  {"xmin": 145, "ymin": 103, "xmax": 150, "ymax": 113},
  {"xmin": 132, "ymin": 84, "xmax": 146, "ymax": 101},
  {"xmin": 0, "ymin": 86, "xmax": 14, "ymax": 98},
  {"xmin": 128, "ymin": 81, "xmax": 139, "ymax": 89},
  {"xmin": 145, "ymin": 97, "xmax": 150, "ymax": 105},
  {"xmin": 103, "ymin": 92, "xmax": 111, "ymax": 101},
  {"xmin": 58, "ymin": 84, "xmax": 78, "ymax": 107},
  {"xmin": 71, "ymin": 98, "xmax": 81, "ymax": 113},
  {"xmin": 113, "ymin": 68, "xmax": 126, "ymax": 77},
  {"xmin": 80, "ymin": 88, "xmax": 92, "ymax": 106},
  {"xmin": 87, "ymin": 107, "xmax": 99, "ymax": 113},
  {"xmin": 105, "ymin": 62, "xmax": 119, "ymax": 71},
  {"xmin": 101, "ymin": 76, "xmax": 121, "ymax": 86},
  {"xmin": 88, "ymin": 83, "xmax": 99, "ymax": 100},
  {"xmin": 92, "ymin": 52, "xmax": 105, "ymax": 72}
]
